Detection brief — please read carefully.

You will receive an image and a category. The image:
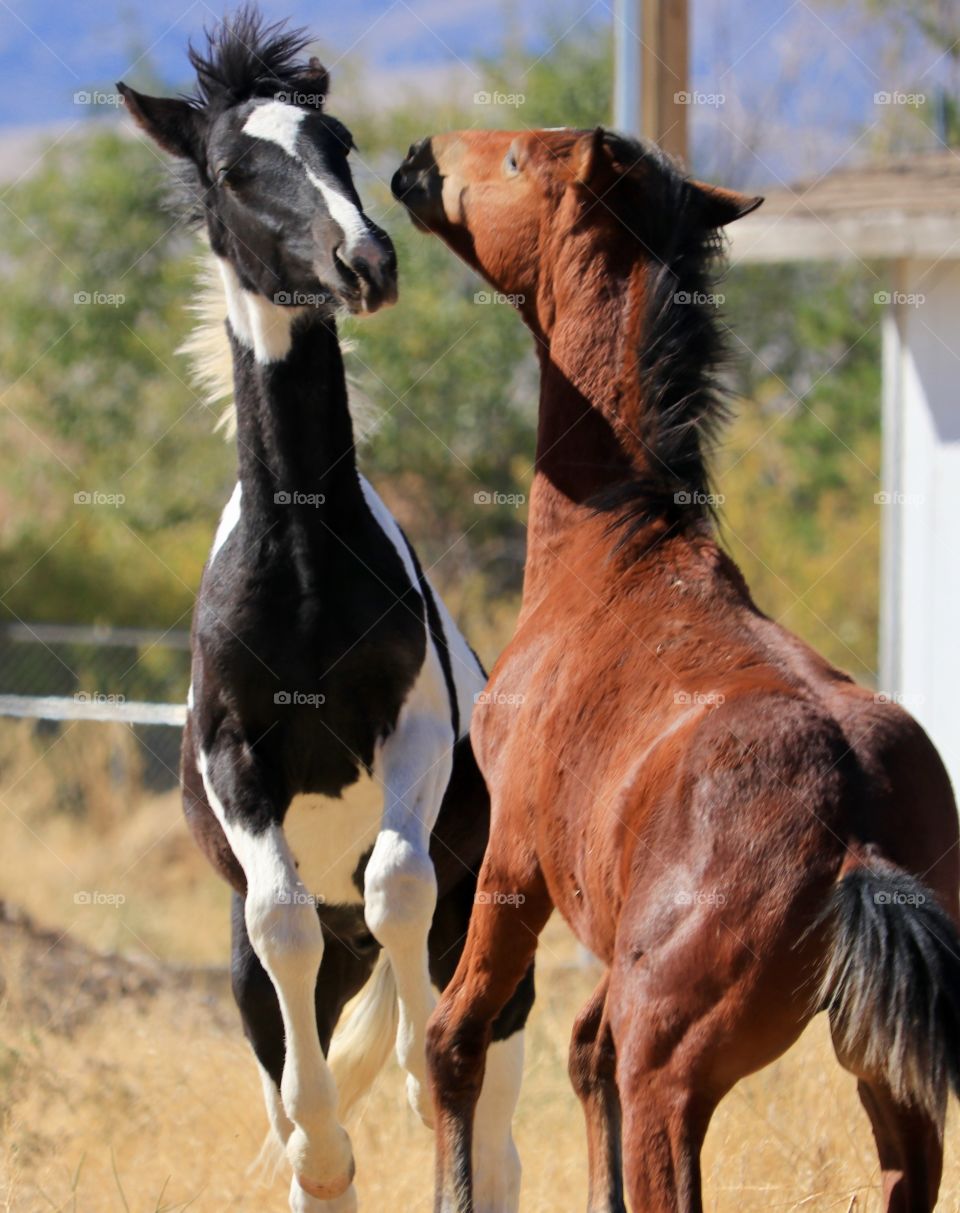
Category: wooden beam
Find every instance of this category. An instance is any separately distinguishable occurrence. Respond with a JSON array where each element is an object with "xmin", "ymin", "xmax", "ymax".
[{"xmin": 641, "ymin": 0, "xmax": 689, "ymax": 164}]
